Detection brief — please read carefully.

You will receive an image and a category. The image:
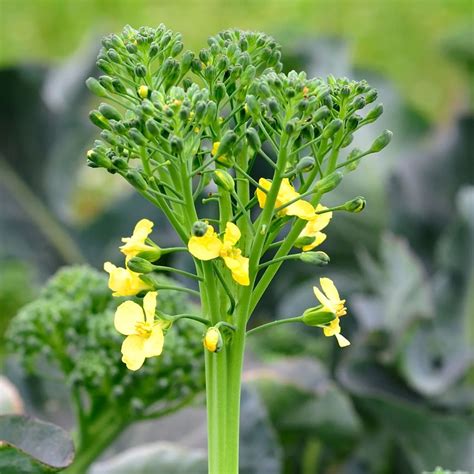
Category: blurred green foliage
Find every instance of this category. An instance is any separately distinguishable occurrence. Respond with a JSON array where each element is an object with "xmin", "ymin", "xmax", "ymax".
[{"xmin": 0, "ymin": 0, "xmax": 471, "ymax": 120}]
